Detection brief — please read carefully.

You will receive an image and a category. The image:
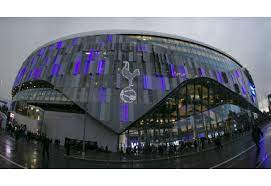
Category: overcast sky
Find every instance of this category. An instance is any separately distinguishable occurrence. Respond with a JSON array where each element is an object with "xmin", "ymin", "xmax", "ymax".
[{"xmin": 0, "ymin": 17, "xmax": 270, "ymax": 111}]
